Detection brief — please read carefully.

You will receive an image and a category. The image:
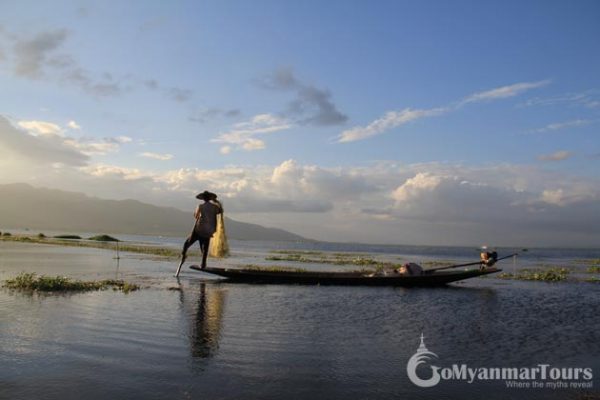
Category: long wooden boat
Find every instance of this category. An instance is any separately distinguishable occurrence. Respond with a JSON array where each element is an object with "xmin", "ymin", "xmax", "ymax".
[{"xmin": 190, "ymin": 265, "xmax": 502, "ymax": 287}]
